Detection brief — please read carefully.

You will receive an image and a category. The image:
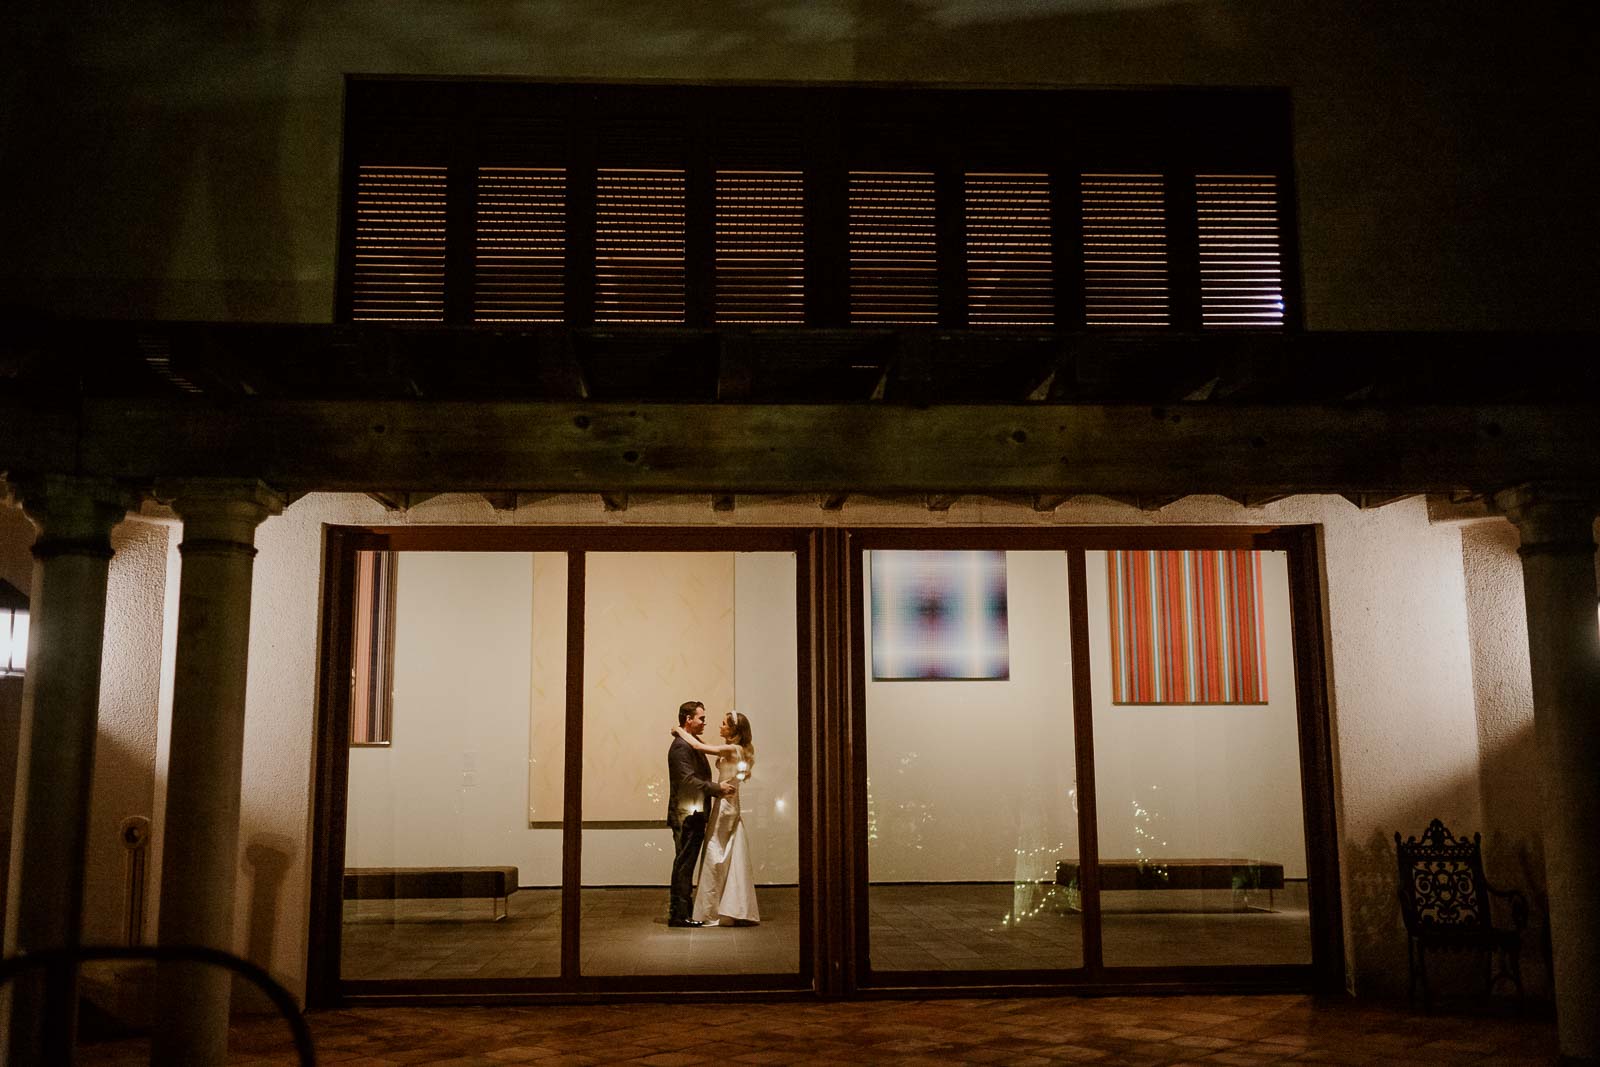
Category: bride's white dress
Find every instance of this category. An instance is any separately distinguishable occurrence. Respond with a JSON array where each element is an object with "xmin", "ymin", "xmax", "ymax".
[{"xmin": 691, "ymin": 750, "xmax": 759, "ymax": 925}]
